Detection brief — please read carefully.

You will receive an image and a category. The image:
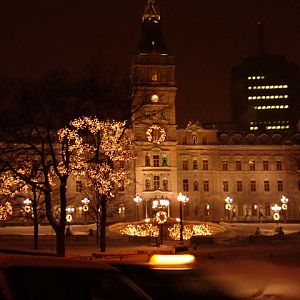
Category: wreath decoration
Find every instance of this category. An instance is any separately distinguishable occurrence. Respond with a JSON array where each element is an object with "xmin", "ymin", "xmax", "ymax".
[
  {"xmin": 155, "ymin": 210, "xmax": 168, "ymax": 224},
  {"xmin": 146, "ymin": 125, "xmax": 166, "ymax": 144}
]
